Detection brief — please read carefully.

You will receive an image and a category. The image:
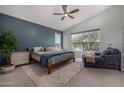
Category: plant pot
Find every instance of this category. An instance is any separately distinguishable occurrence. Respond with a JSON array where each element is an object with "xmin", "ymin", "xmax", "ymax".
[{"xmin": 2, "ymin": 64, "xmax": 15, "ymax": 73}]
